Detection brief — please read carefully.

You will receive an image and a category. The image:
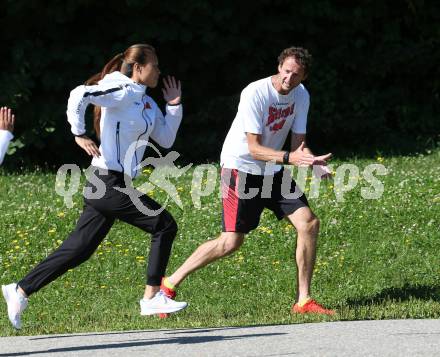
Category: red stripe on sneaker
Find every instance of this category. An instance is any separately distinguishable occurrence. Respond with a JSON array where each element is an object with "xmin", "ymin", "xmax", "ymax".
[{"xmin": 222, "ymin": 169, "xmax": 239, "ymax": 231}]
